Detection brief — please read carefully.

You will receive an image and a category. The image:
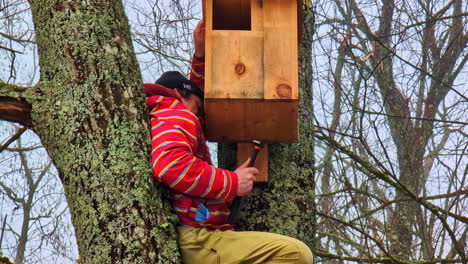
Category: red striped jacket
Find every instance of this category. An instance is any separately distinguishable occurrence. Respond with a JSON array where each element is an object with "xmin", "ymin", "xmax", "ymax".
[{"xmin": 145, "ymin": 58, "xmax": 238, "ymax": 230}]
